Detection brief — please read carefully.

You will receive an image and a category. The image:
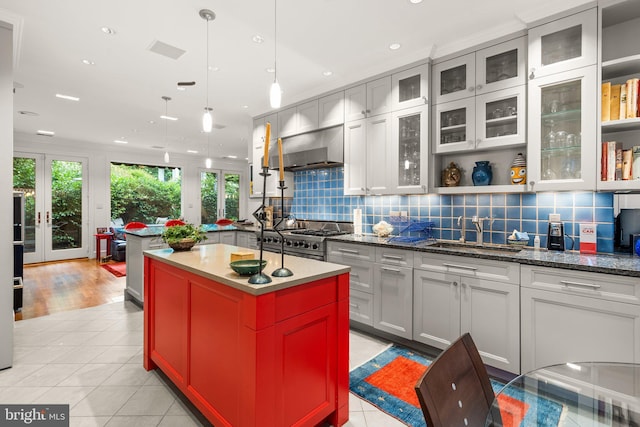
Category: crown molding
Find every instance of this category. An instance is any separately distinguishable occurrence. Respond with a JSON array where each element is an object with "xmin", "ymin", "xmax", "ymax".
[{"xmin": 0, "ymin": 8, "xmax": 23, "ymax": 69}]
